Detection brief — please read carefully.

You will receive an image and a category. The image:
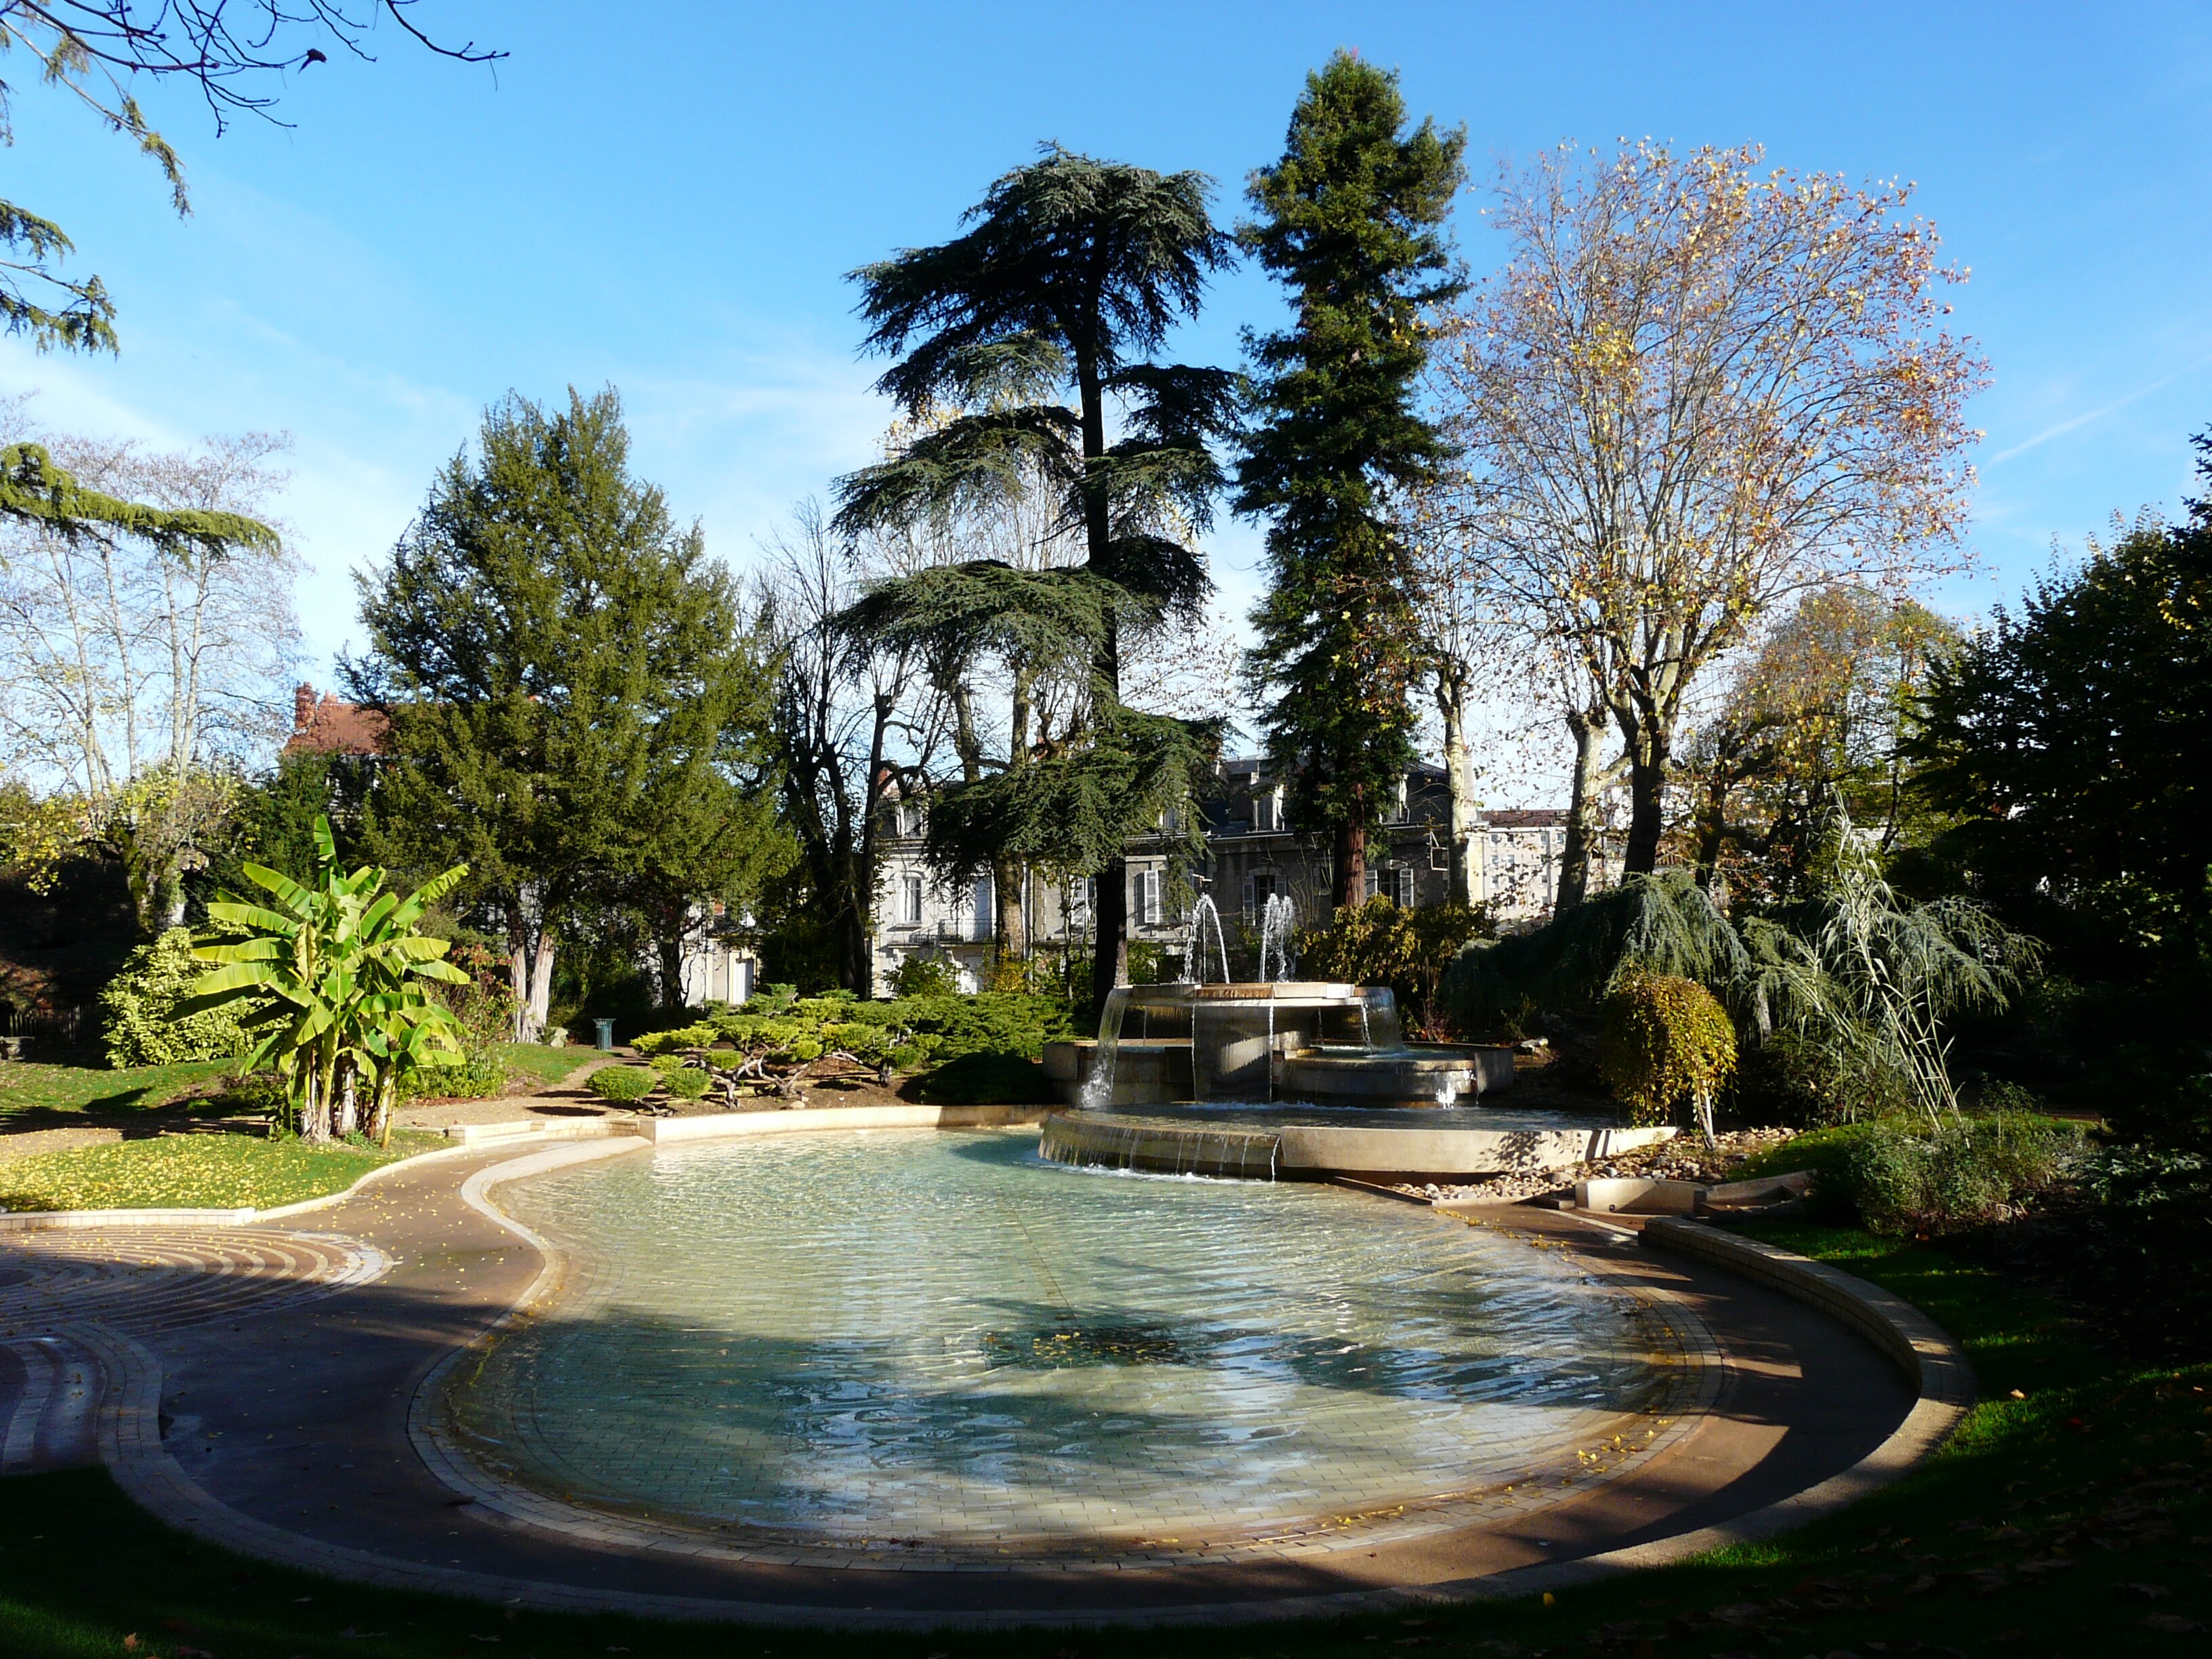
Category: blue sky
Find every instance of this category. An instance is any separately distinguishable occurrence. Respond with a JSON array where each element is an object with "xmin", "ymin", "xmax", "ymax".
[{"xmin": 7, "ymin": 1, "xmax": 2211, "ymax": 708}]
